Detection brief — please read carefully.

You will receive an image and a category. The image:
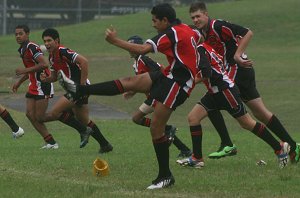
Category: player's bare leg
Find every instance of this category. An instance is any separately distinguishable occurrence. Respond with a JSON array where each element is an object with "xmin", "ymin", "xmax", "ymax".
[
  {"xmin": 246, "ymin": 97, "xmax": 298, "ymax": 160},
  {"xmin": 26, "ymin": 98, "xmax": 57, "ymax": 148}
]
